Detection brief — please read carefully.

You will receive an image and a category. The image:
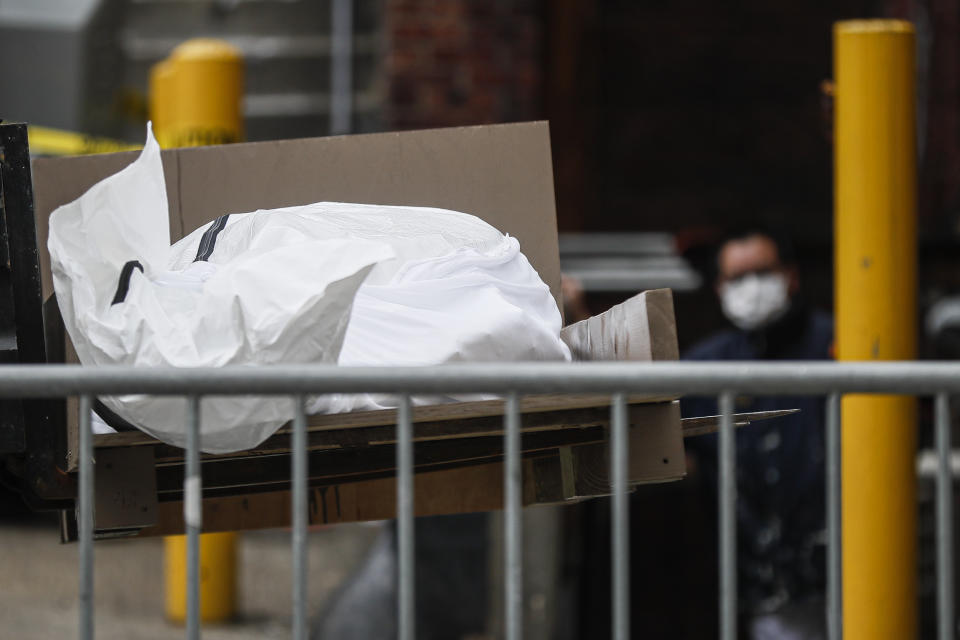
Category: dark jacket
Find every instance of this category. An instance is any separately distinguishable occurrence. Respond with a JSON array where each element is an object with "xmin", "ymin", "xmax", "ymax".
[{"xmin": 681, "ymin": 304, "xmax": 833, "ymax": 614}]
